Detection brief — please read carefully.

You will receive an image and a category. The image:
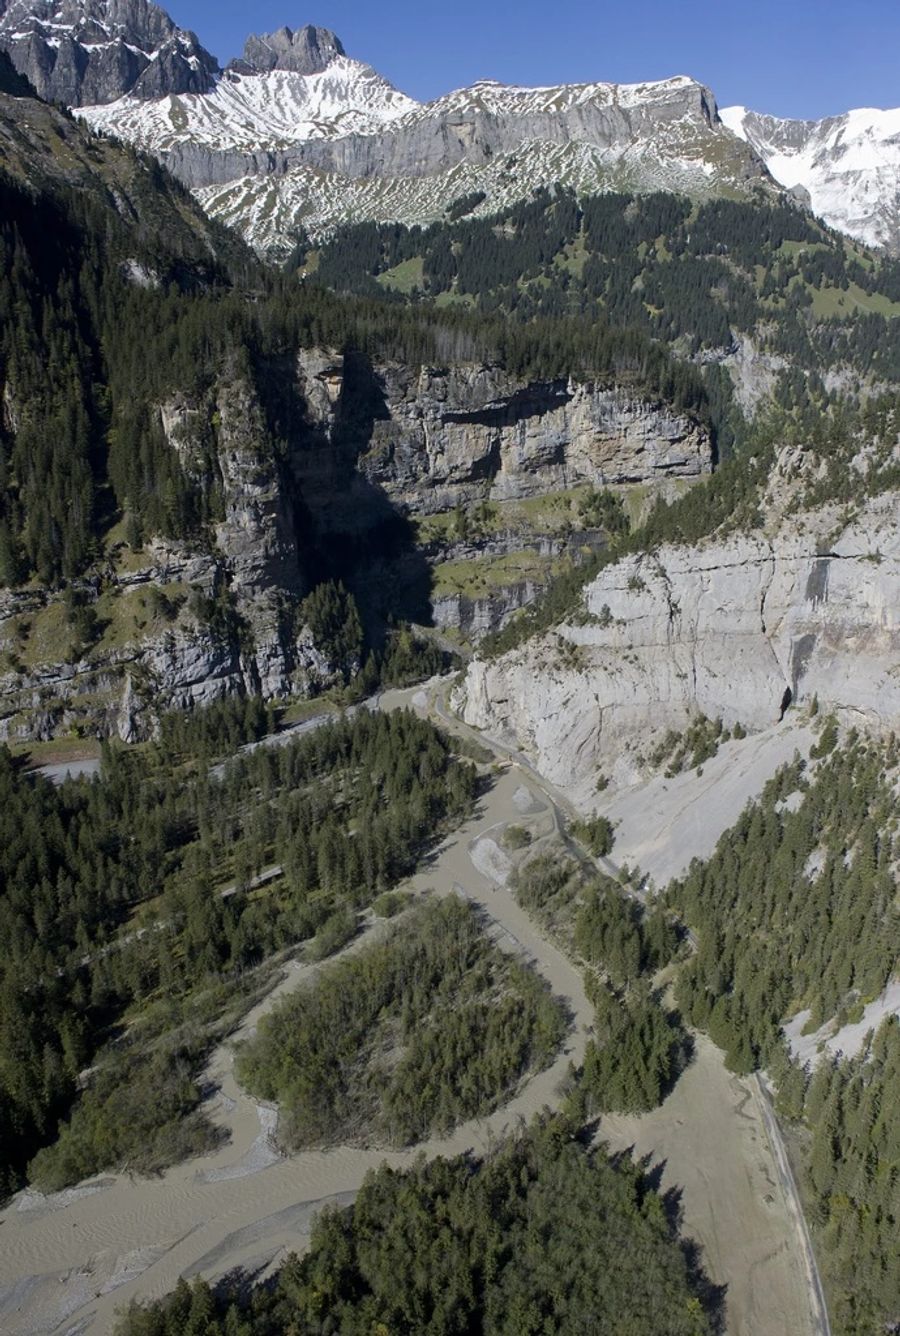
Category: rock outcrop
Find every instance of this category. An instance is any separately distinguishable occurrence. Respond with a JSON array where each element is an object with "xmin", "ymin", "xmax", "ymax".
[
  {"xmin": 0, "ymin": 0, "xmax": 218, "ymax": 104},
  {"xmin": 231, "ymin": 25, "xmax": 345, "ymax": 77},
  {"xmin": 0, "ymin": 347, "xmax": 712, "ymax": 741},
  {"xmin": 0, "ymin": 43, "xmax": 33, "ymax": 93},
  {"xmin": 209, "ymin": 372, "xmax": 304, "ymax": 700},
  {"xmin": 0, "ymin": 576, "xmax": 244, "ymax": 744},
  {"xmin": 292, "ymin": 355, "xmax": 713, "ymax": 534},
  {"xmin": 459, "ymin": 490, "xmax": 900, "ymax": 806},
  {"xmin": 432, "ymin": 582, "xmax": 544, "ymax": 643}
]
